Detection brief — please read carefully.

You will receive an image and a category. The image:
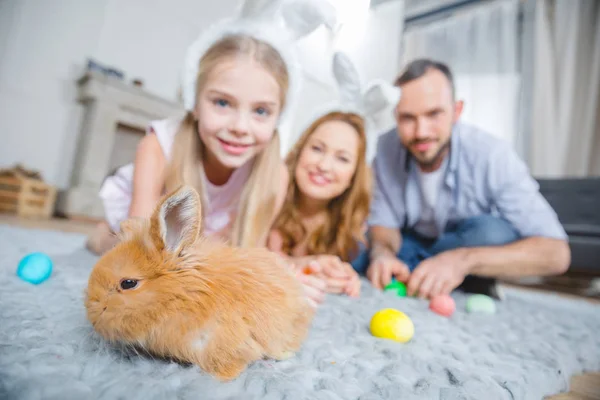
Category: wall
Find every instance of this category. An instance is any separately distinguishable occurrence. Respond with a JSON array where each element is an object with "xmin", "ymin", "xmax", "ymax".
[
  {"xmin": 0, "ymin": 0, "xmax": 404, "ymax": 188},
  {"xmin": 0, "ymin": 0, "xmax": 237, "ymax": 189}
]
